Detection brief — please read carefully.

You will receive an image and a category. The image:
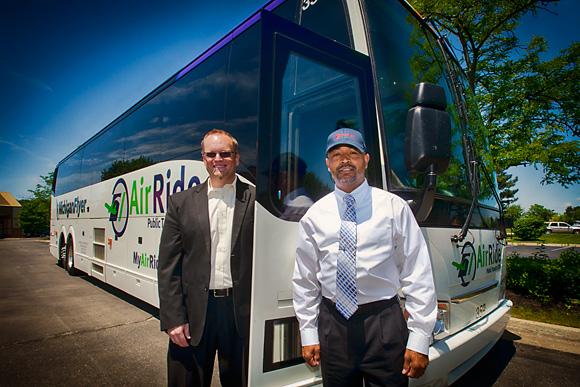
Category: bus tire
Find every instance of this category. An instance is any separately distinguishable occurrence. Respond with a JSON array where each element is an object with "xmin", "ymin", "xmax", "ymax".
[
  {"xmin": 65, "ymin": 240, "xmax": 79, "ymax": 276},
  {"xmin": 59, "ymin": 243, "xmax": 66, "ymax": 268}
]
